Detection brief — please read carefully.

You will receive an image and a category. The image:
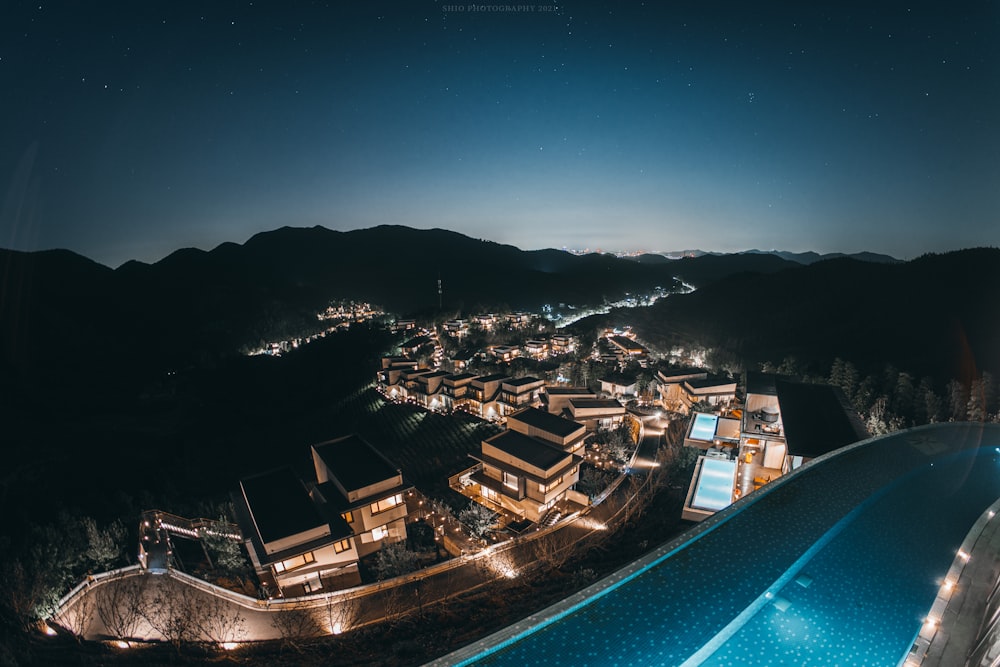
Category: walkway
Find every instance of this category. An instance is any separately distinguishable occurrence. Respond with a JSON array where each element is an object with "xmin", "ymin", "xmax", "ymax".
[{"xmin": 429, "ymin": 423, "xmax": 1000, "ymax": 666}]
